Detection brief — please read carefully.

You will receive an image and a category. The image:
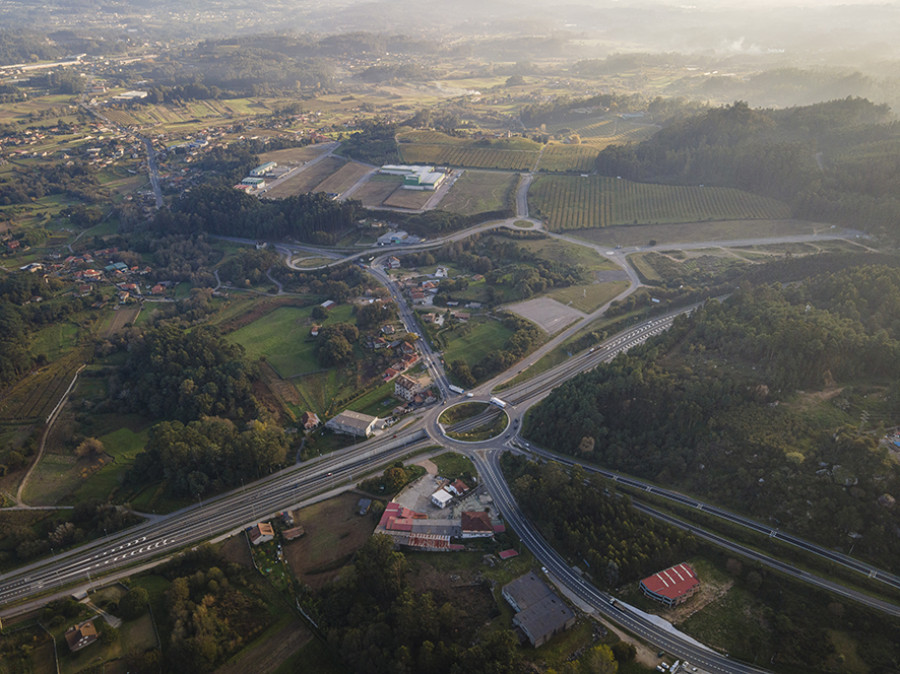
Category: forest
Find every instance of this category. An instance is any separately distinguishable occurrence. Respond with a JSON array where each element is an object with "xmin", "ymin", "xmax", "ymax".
[
  {"xmin": 526, "ymin": 265, "xmax": 900, "ymax": 570},
  {"xmin": 594, "ymin": 98, "xmax": 900, "ymax": 238},
  {"xmin": 503, "ymin": 454, "xmax": 695, "ymax": 587},
  {"xmin": 161, "ymin": 185, "xmax": 361, "ymax": 244},
  {"xmin": 311, "ymin": 534, "xmax": 523, "ymax": 674}
]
